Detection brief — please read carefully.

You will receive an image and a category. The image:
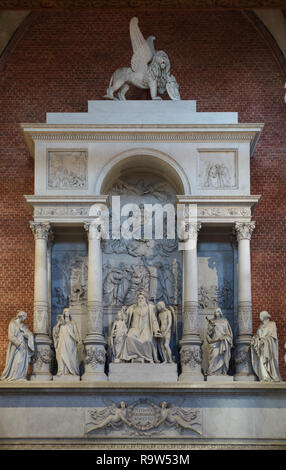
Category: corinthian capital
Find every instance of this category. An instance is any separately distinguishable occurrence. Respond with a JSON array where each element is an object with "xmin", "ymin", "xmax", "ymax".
[
  {"xmin": 234, "ymin": 222, "xmax": 255, "ymax": 241},
  {"xmin": 178, "ymin": 220, "xmax": 201, "ymax": 242},
  {"xmin": 30, "ymin": 221, "xmax": 52, "ymax": 240},
  {"xmin": 84, "ymin": 221, "xmax": 102, "ymax": 241}
]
